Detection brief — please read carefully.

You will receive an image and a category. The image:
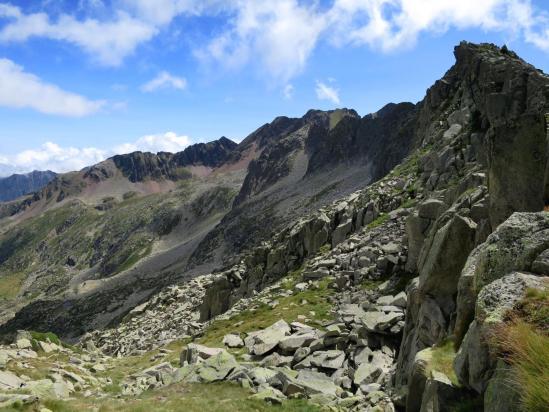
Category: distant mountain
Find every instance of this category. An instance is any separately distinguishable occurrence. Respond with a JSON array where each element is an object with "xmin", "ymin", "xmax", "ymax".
[{"xmin": 0, "ymin": 170, "xmax": 57, "ymax": 202}]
